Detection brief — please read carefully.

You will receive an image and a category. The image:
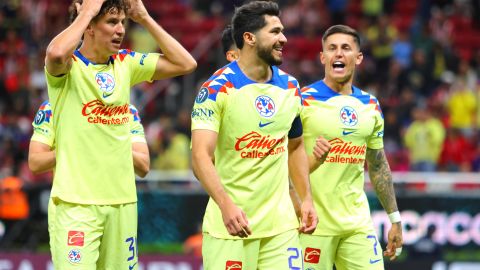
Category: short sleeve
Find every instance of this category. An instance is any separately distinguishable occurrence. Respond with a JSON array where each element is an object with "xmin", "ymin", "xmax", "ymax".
[
  {"xmin": 31, "ymin": 101, "xmax": 55, "ymax": 147},
  {"xmin": 191, "ymin": 87, "xmax": 223, "ymax": 132},
  {"xmin": 129, "ymin": 104, "xmax": 146, "ymax": 143},
  {"xmin": 366, "ymin": 102, "xmax": 384, "ymax": 149},
  {"xmin": 127, "ymin": 51, "xmax": 160, "ymax": 86}
]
